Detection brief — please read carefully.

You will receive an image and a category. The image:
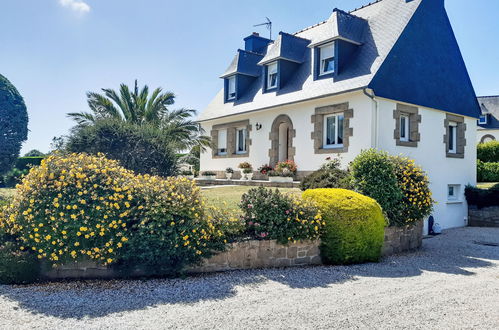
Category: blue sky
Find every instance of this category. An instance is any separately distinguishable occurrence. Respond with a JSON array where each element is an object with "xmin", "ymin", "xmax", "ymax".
[{"xmin": 1, "ymin": 0, "xmax": 498, "ymax": 154}]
